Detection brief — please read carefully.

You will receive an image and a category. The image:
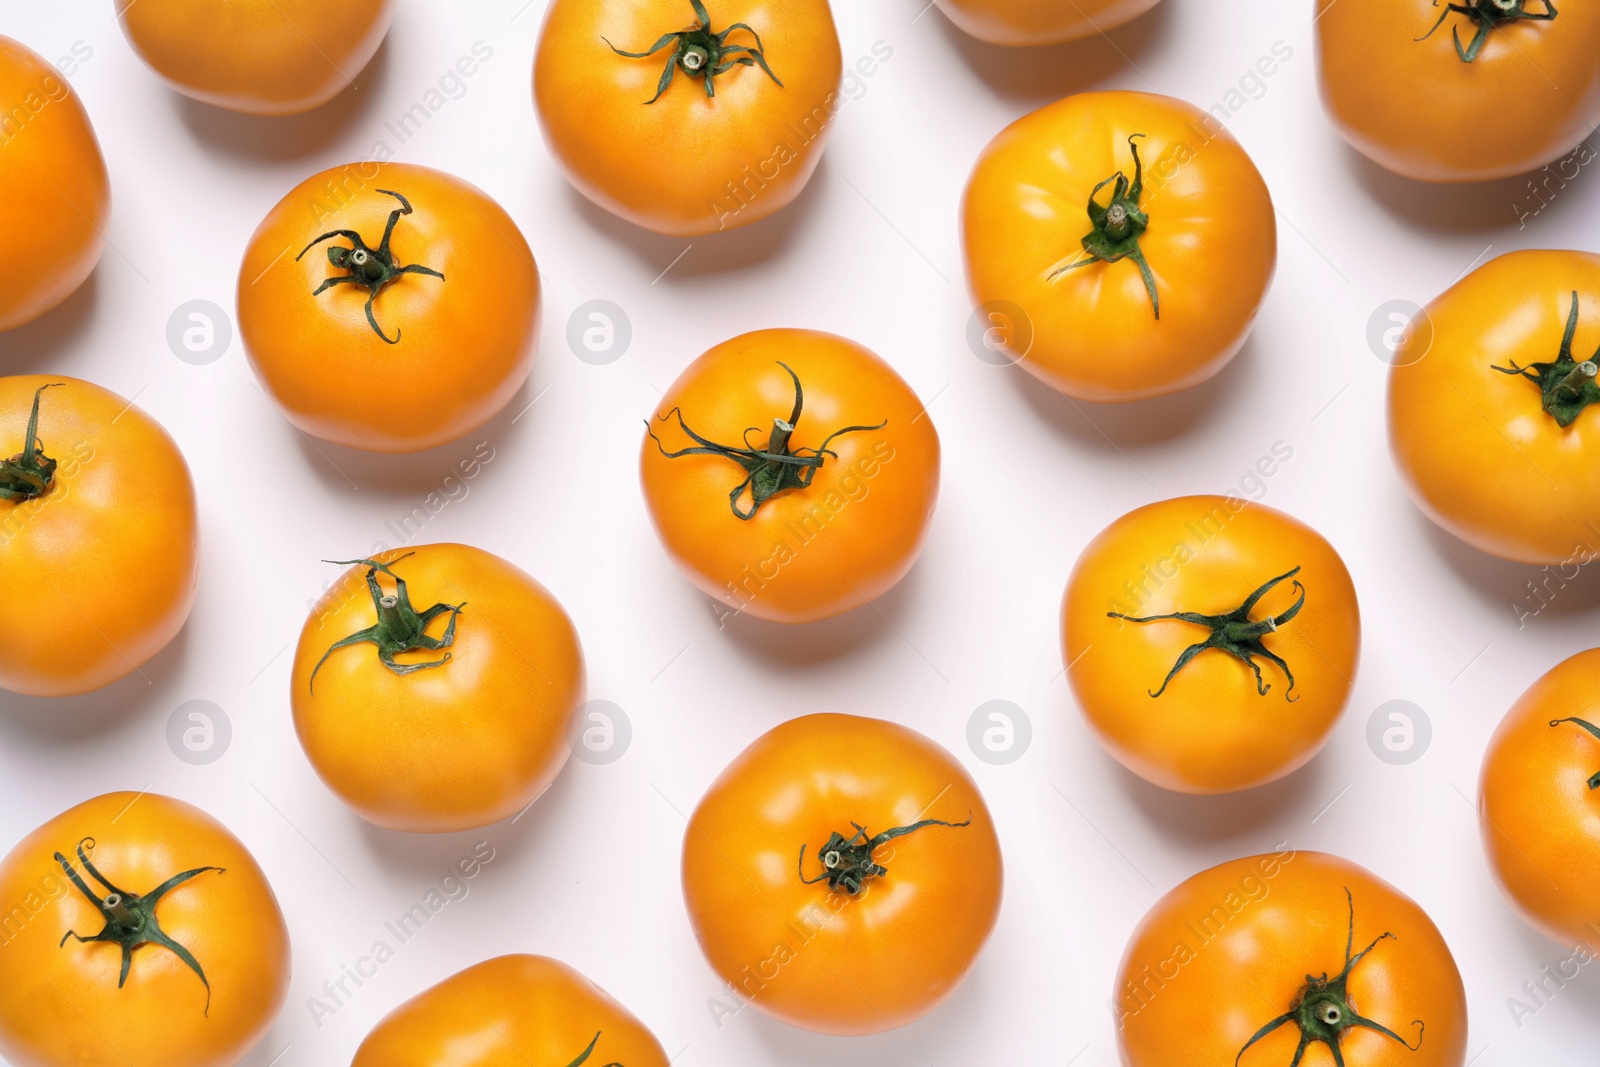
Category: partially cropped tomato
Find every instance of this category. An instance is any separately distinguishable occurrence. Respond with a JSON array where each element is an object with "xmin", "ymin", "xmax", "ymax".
[
  {"xmin": 641, "ymin": 329, "xmax": 940, "ymax": 624},
  {"xmin": 292, "ymin": 544, "xmax": 584, "ymax": 833},
  {"xmin": 0, "ymin": 792, "xmax": 290, "ymax": 1067},
  {"xmin": 963, "ymin": 91, "xmax": 1276, "ymax": 402},
  {"xmin": 353, "ymin": 955, "xmax": 668, "ymax": 1067},
  {"xmin": 114, "ymin": 0, "xmax": 393, "ymax": 115},
  {"xmin": 1389, "ymin": 249, "xmax": 1600, "ymax": 564},
  {"xmin": 1064, "ymin": 495, "xmax": 1360, "ymax": 793},
  {"xmin": 238, "ymin": 163, "xmax": 540, "ymax": 453},
  {"xmin": 535, "ymin": 0, "xmax": 843, "ymax": 235},
  {"xmin": 1481, "ymin": 648, "xmax": 1600, "ymax": 953},
  {"xmin": 934, "ymin": 0, "xmax": 1164, "ymax": 46},
  {"xmin": 0, "ymin": 37, "xmax": 108, "ymax": 333},
  {"xmin": 683, "ymin": 713, "xmax": 1002, "ymax": 1035},
  {"xmin": 0, "ymin": 376, "xmax": 197, "ymax": 697},
  {"xmin": 1117, "ymin": 851, "xmax": 1467, "ymax": 1067},
  {"xmin": 1318, "ymin": 0, "xmax": 1600, "ymax": 182}
]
